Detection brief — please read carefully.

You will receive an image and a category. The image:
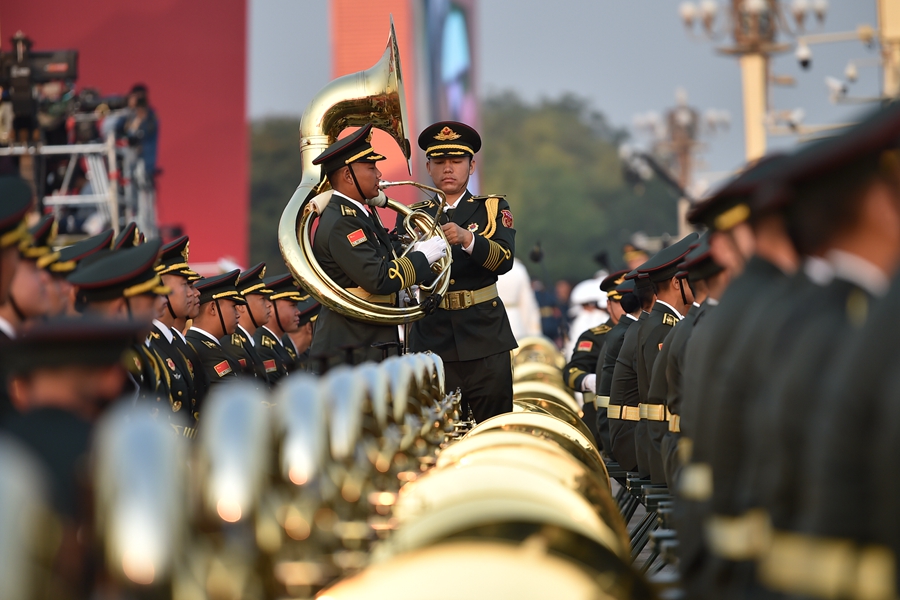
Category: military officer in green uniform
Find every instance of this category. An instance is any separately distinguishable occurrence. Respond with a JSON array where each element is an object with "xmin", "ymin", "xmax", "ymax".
[
  {"xmin": 223, "ymin": 262, "xmax": 273, "ymax": 384},
  {"xmin": 67, "ymin": 240, "xmax": 175, "ymax": 411},
  {"xmin": 309, "ymin": 123, "xmax": 445, "ymax": 368},
  {"xmin": 254, "ymin": 273, "xmax": 303, "ymax": 383},
  {"xmin": 607, "ymin": 270, "xmax": 654, "ymax": 472},
  {"xmin": 565, "ymin": 269, "xmax": 628, "ymax": 444},
  {"xmin": 404, "ymin": 121, "xmax": 517, "ymax": 423},
  {"xmin": 284, "ymin": 294, "xmax": 320, "ymax": 372},
  {"xmin": 47, "ymin": 228, "xmax": 114, "ymax": 316},
  {"xmin": 632, "ymin": 233, "xmax": 697, "ymax": 483},
  {"xmin": 595, "ymin": 276, "xmax": 642, "ymax": 455},
  {"xmin": 186, "ymin": 270, "xmax": 243, "ymax": 392},
  {"xmin": 148, "ymin": 235, "xmax": 203, "ymax": 421}
]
